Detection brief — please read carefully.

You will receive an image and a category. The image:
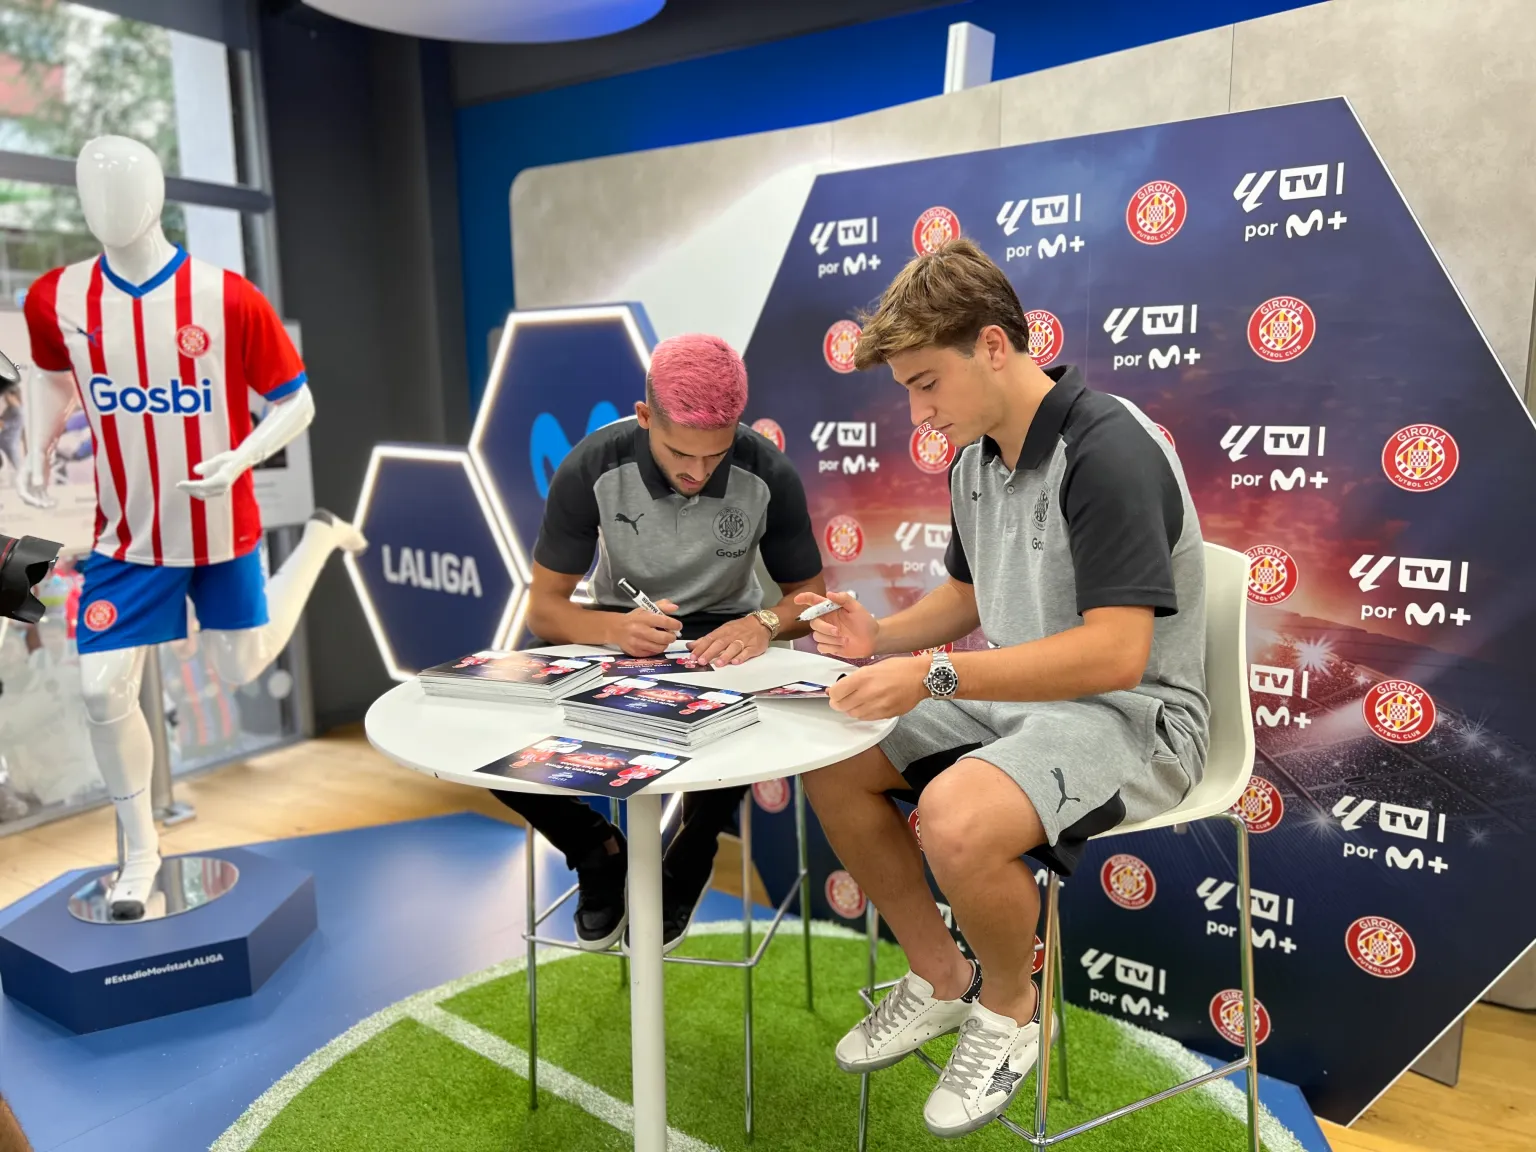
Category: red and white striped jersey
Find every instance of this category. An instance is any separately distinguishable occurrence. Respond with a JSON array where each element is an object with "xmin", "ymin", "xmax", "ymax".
[{"xmin": 24, "ymin": 248, "xmax": 306, "ymax": 567}]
